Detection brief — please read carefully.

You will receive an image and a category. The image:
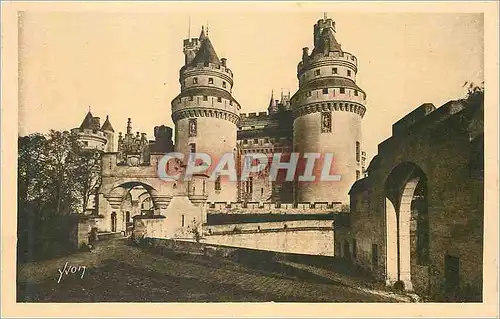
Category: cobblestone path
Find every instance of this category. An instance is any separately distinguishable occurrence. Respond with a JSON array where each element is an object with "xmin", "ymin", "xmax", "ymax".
[{"xmin": 17, "ymin": 238, "xmax": 411, "ymax": 302}]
